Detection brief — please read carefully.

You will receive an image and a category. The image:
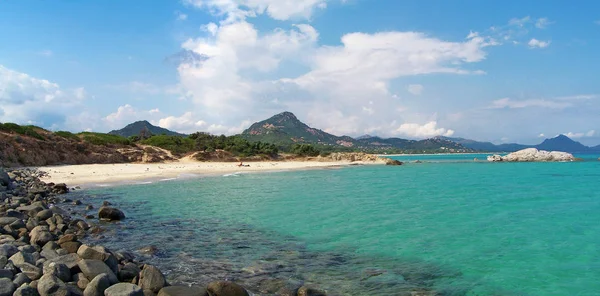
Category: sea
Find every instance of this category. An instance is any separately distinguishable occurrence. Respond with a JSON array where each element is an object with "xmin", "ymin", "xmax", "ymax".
[{"xmin": 71, "ymin": 153, "xmax": 600, "ymax": 296}]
